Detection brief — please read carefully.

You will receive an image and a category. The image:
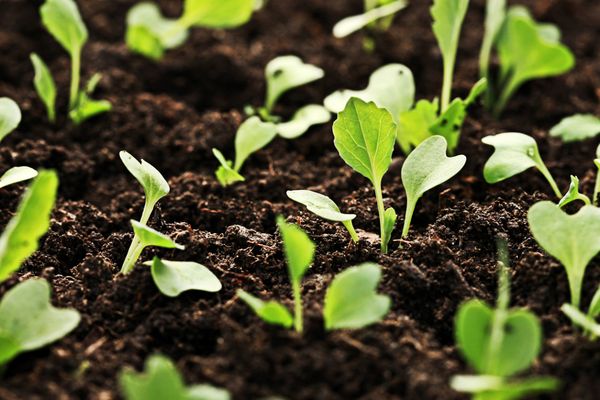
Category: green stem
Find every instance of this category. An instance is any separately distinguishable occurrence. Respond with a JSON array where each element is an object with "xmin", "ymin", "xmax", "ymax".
[
  {"xmin": 292, "ymin": 280, "xmax": 303, "ymax": 333},
  {"xmin": 485, "ymin": 263, "xmax": 510, "ymax": 375},
  {"xmin": 536, "ymin": 162, "xmax": 562, "ymax": 199},
  {"xmin": 569, "ymin": 269, "xmax": 583, "ymax": 310},
  {"xmin": 342, "ymin": 220, "xmax": 359, "ymax": 243},
  {"xmin": 374, "ymin": 184, "xmax": 387, "ymax": 253},
  {"xmin": 441, "ymin": 57, "xmax": 455, "ymax": 113},
  {"xmin": 69, "ymin": 49, "xmax": 81, "ymax": 111},
  {"xmin": 401, "ymin": 199, "xmax": 416, "ymax": 238},
  {"xmin": 120, "ymin": 238, "xmax": 144, "ymax": 275}
]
